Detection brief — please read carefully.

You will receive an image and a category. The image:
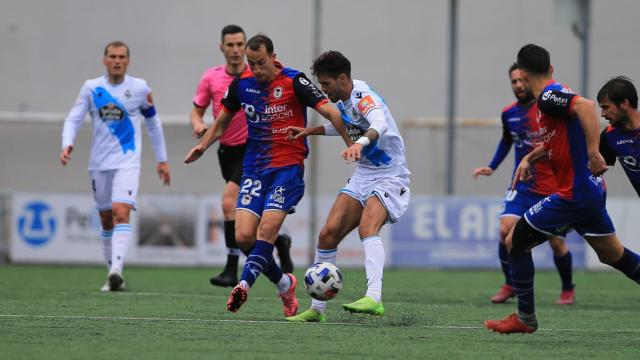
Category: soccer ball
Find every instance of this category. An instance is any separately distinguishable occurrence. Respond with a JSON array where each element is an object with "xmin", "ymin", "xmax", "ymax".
[{"xmin": 304, "ymin": 262, "xmax": 344, "ymax": 301}]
